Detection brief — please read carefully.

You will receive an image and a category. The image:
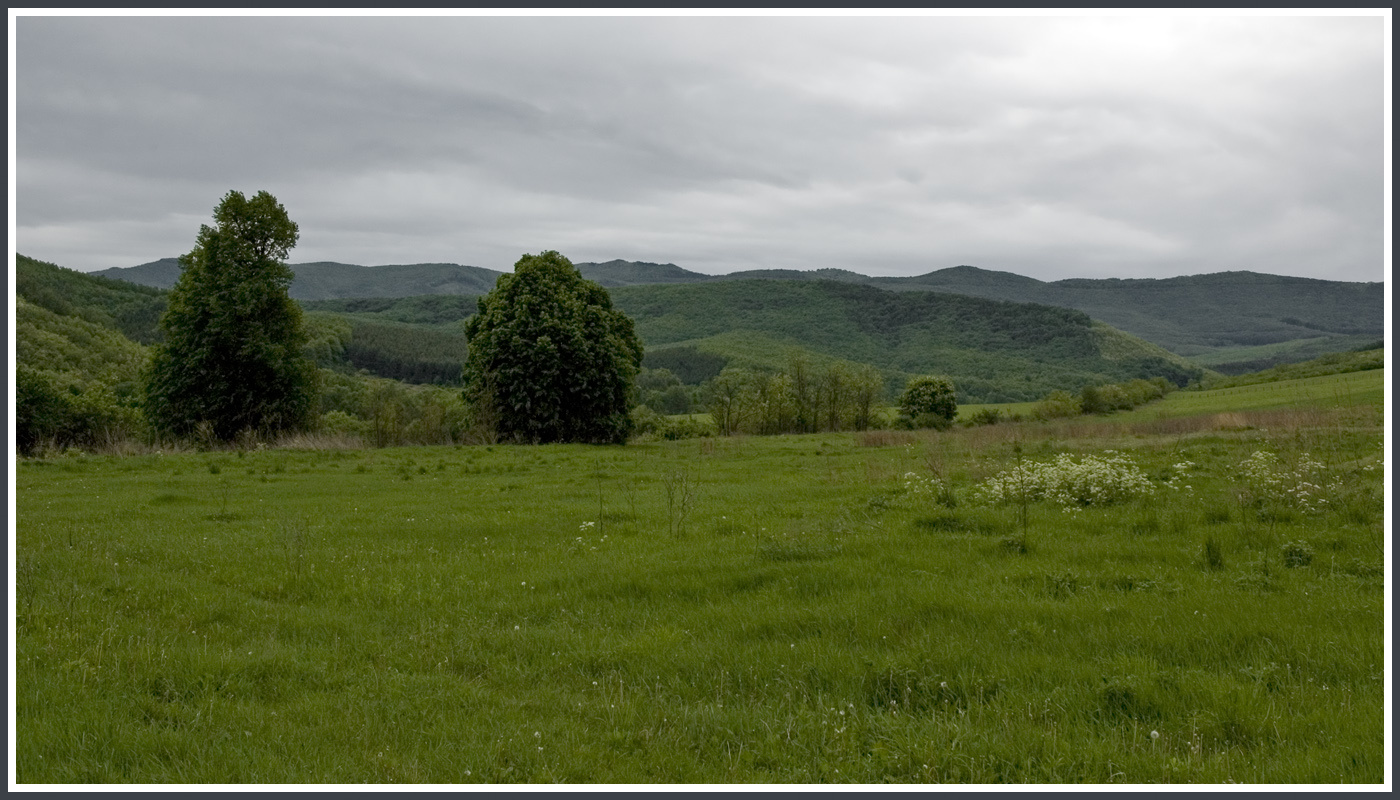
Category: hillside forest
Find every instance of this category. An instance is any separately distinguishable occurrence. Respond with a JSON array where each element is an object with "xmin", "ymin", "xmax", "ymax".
[{"xmin": 14, "ymin": 253, "xmax": 1384, "ymax": 454}]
